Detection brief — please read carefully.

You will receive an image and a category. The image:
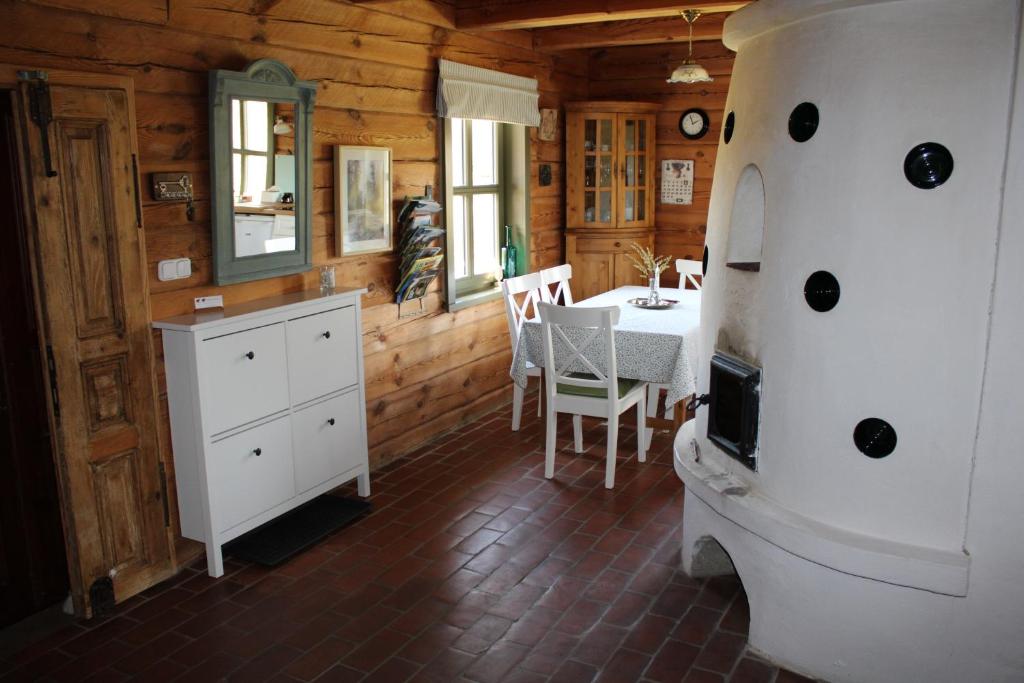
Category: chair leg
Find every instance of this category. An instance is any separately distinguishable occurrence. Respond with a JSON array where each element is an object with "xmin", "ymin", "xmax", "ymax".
[
  {"xmin": 545, "ymin": 405, "xmax": 557, "ymax": 479},
  {"xmin": 572, "ymin": 414, "xmax": 583, "ymax": 453},
  {"xmin": 512, "ymin": 383, "xmax": 524, "ymax": 431},
  {"xmin": 637, "ymin": 392, "xmax": 647, "ymax": 463},
  {"xmin": 645, "ymin": 385, "xmax": 659, "ymax": 450},
  {"xmin": 605, "ymin": 412, "xmax": 619, "ymax": 489},
  {"xmin": 536, "ymin": 374, "xmax": 544, "ymax": 417}
]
